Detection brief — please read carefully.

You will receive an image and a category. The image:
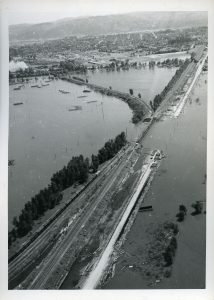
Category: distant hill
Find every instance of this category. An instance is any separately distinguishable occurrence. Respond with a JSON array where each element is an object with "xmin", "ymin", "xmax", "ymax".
[{"xmin": 9, "ymin": 11, "xmax": 207, "ymax": 42}]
